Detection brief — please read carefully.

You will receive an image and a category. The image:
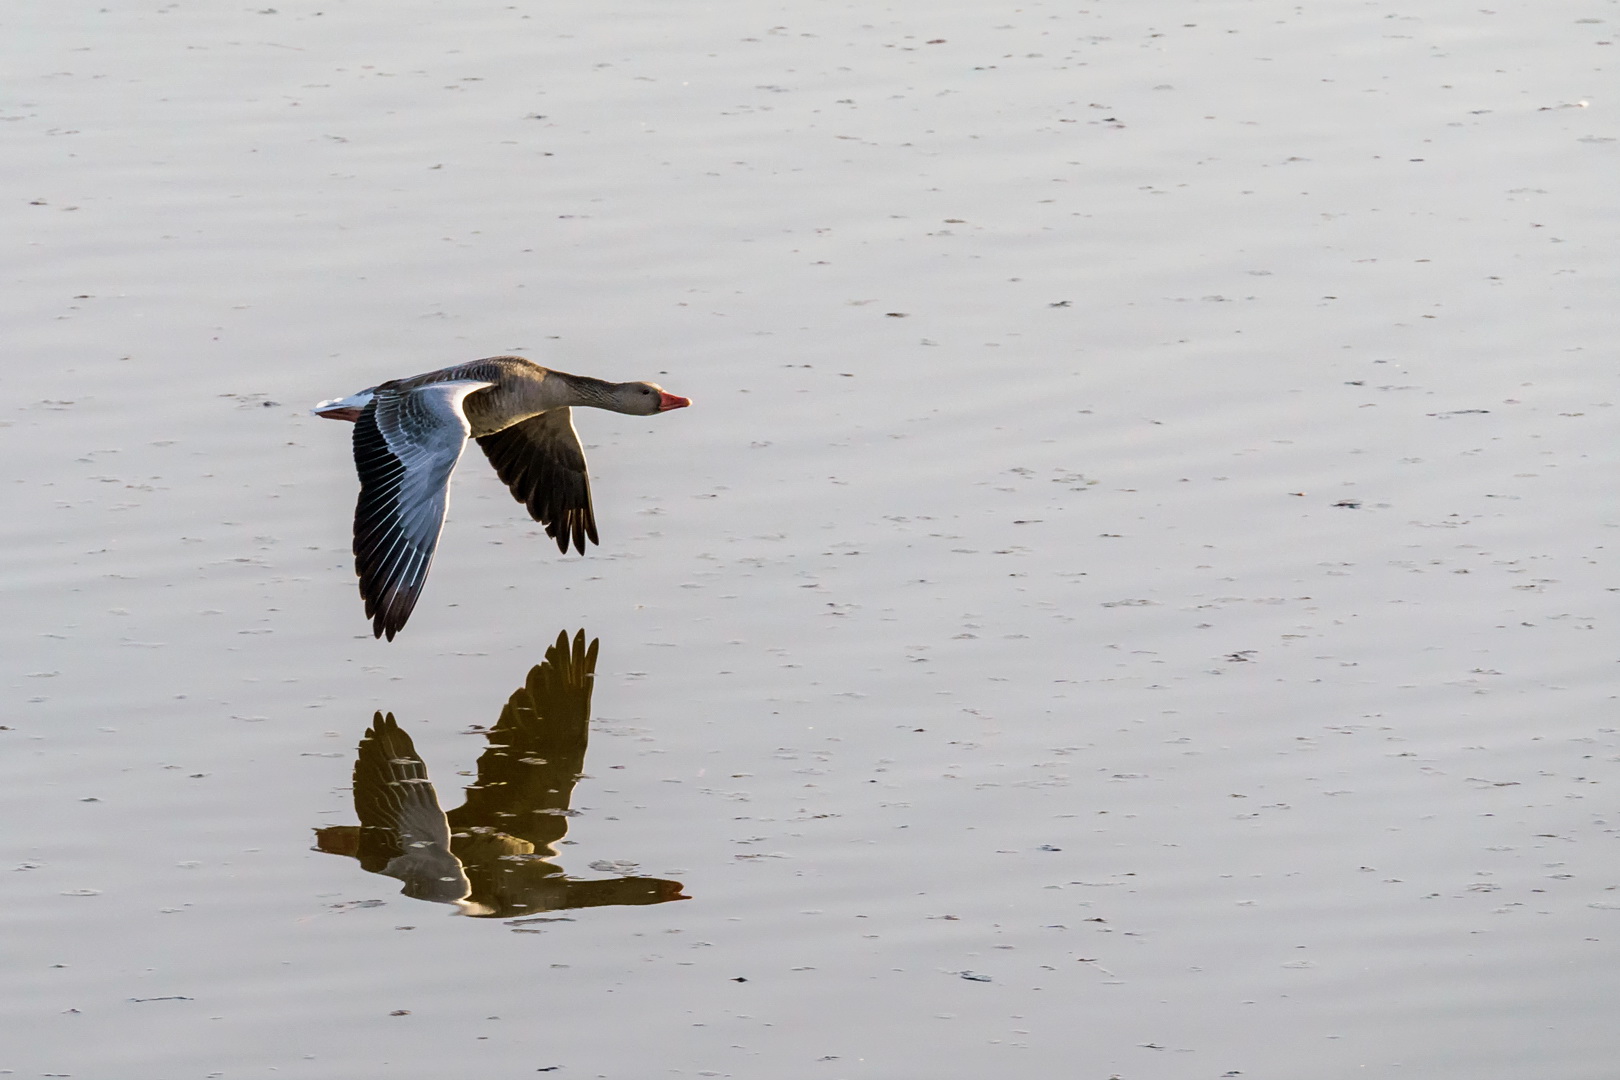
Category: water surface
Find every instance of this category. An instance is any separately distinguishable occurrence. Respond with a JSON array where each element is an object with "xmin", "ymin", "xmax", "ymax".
[{"xmin": 4, "ymin": 1, "xmax": 1617, "ymax": 1077}]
